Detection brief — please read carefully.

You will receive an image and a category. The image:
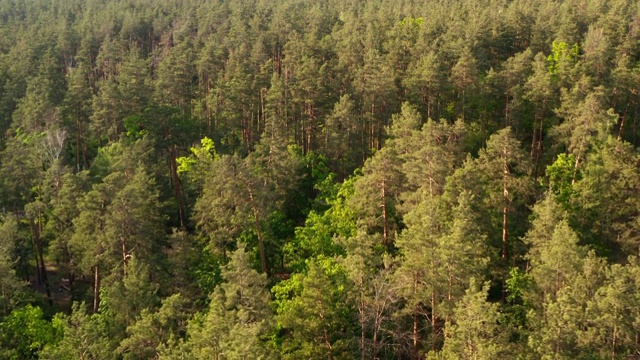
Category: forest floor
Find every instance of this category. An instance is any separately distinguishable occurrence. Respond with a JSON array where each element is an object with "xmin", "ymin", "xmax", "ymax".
[{"xmin": 29, "ymin": 263, "xmax": 72, "ymax": 311}]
